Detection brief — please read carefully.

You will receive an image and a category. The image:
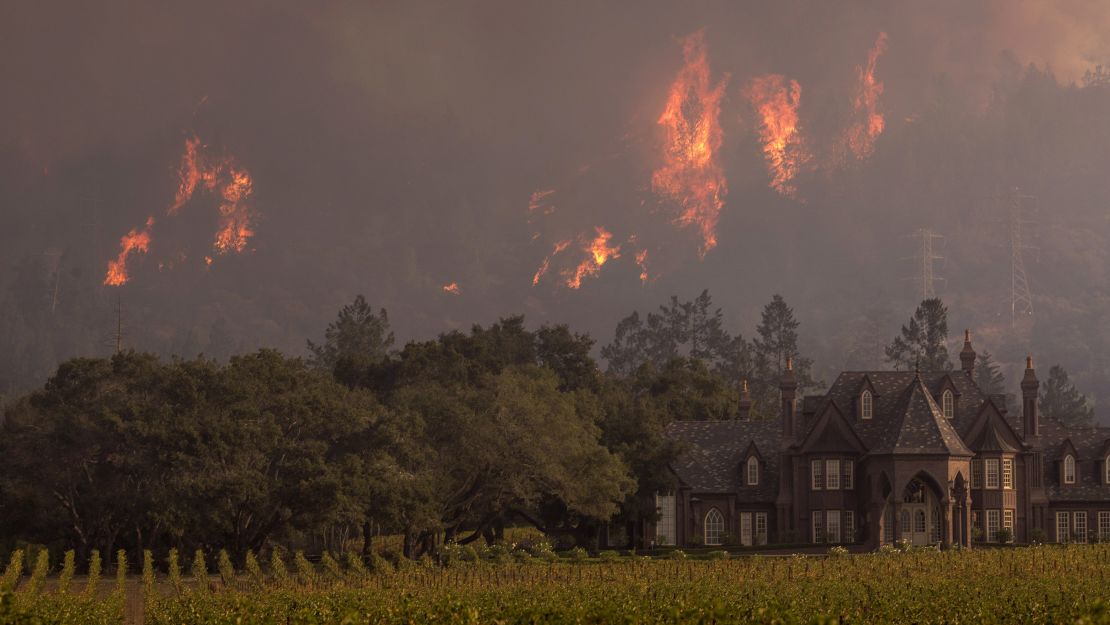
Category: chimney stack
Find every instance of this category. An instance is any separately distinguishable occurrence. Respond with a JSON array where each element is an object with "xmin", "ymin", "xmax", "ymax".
[
  {"xmin": 780, "ymin": 357, "xmax": 798, "ymax": 444},
  {"xmin": 959, "ymin": 329, "xmax": 977, "ymax": 377},
  {"xmin": 738, "ymin": 379, "xmax": 752, "ymax": 421},
  {"xmin": 1021, "ymin": 355, "xmax": 1040, "ymax": 439}
]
